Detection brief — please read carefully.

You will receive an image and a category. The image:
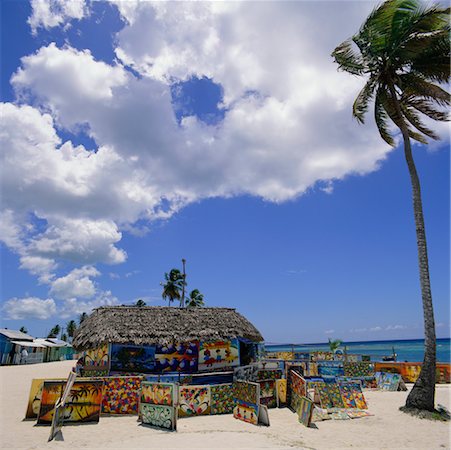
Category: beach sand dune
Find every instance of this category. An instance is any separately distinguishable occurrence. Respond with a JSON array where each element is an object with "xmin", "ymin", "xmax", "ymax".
[{"xmin": 0, "ymin": 360, "xmax": 449, "ymax": 450}]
